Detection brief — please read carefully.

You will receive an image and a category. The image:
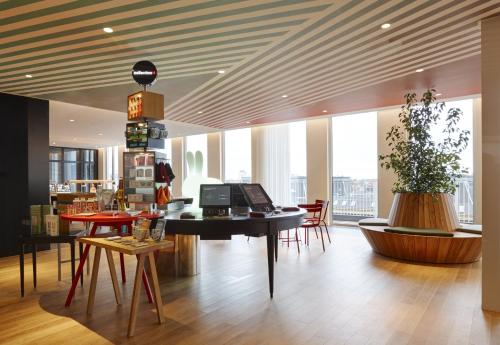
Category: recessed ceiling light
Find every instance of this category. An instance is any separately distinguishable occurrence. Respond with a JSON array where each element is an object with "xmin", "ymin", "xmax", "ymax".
[
  {"xmin": 381, "ymin": 23, "xmax": 391, "ymax": 29},
  {"xmin": 436, "ymin": 93, "xmax": 442, "ymax": 96},
  {"xmin": 322, "ymin": 110, "xmax": 328, "ymax": 113},
  {"xmin": 281, "ymin": 94, "xmax": 288, "ymax": 98},
  {"xmin": 51, "ymin": 141, "xmax": 56, "ymax": 145},
  {"xmin": 25, "ymin": 74, "xmax": 32, "ymax": 78},
  {"xmin": 217, "ymin": 70, "xmax": 225, "ymax": 74},
  {"xmin": 98, "ymin": 133, "xmax": 103, "ymax": 136},
  {"xmin": 198, "ymin": 111, "xmax": 203, "ymax": 114},
  {"xmin": 415, "ymin": 68, "xmax": 424, "ymax": 73},
  {"xmin": 246, "ymin": 121, "xmax": 251, "ymax": 124},
  {"xmin": 103, "ymin": 27, "xmax": 113, "ymax": 33},
  {"xmin": 69, "ymin": 119, "xmax": 75, "ymax": 122}
]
